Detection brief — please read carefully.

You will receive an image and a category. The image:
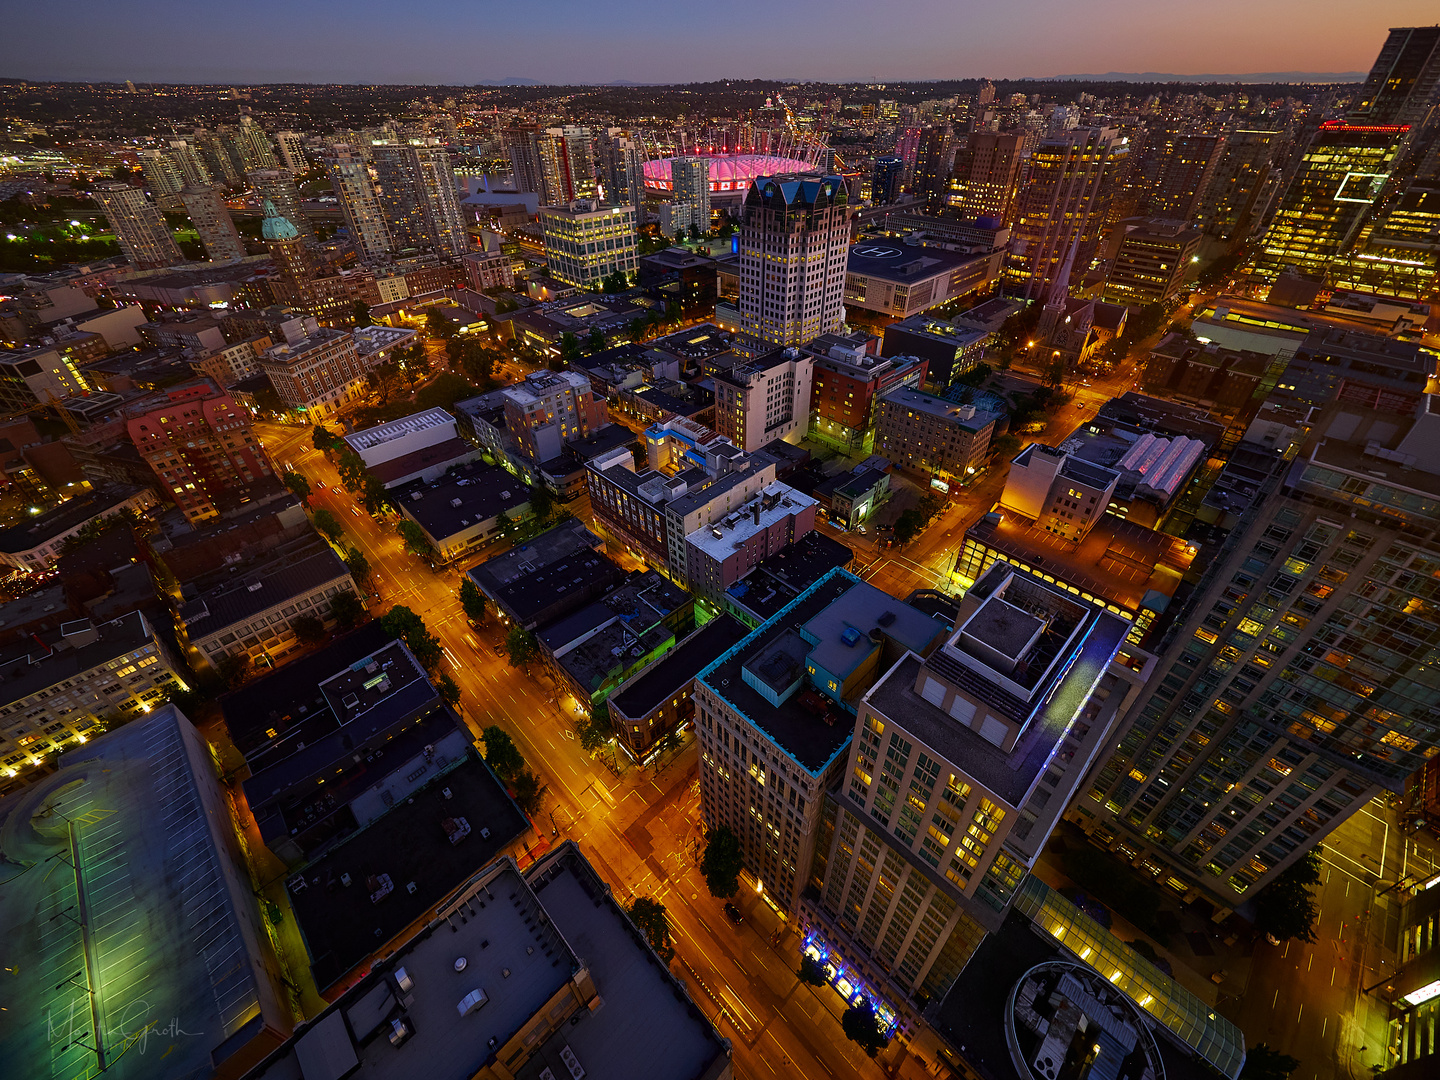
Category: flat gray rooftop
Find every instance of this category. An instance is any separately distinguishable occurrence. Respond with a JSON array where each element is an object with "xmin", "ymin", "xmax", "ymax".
[{"xmin": 962, "ymin": 596, "xmax": 1045, "ymax": 660}]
